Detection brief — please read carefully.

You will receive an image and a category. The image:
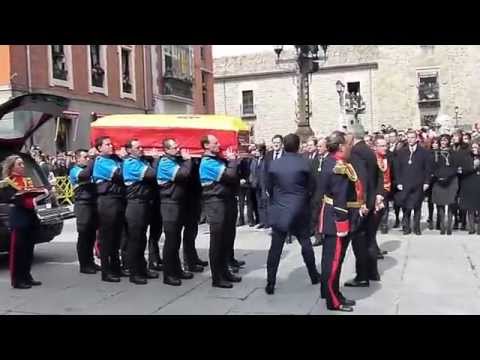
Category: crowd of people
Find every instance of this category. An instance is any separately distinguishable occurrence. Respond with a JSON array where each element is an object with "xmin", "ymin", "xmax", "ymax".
[{"xmin": 2, "ymin": 122, "xmax": 480, "ymax": 313}]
